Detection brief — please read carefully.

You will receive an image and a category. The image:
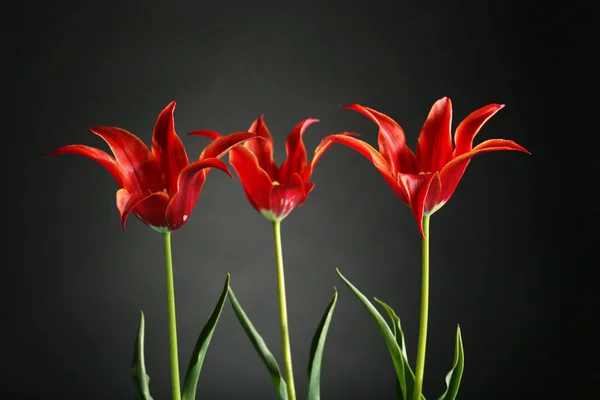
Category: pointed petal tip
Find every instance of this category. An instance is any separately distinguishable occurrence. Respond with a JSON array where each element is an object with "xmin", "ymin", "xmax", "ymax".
[
  {"xmin": 187, "ymin": 129, "xmax": 221, "ymax": 138},
  {"xmin": 45, "ymin": 149, "xmax": 59, "ymax": 159},
  {"xmin": 163, "ymin": 101, "xmax": 176, "ymax": 113}
]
